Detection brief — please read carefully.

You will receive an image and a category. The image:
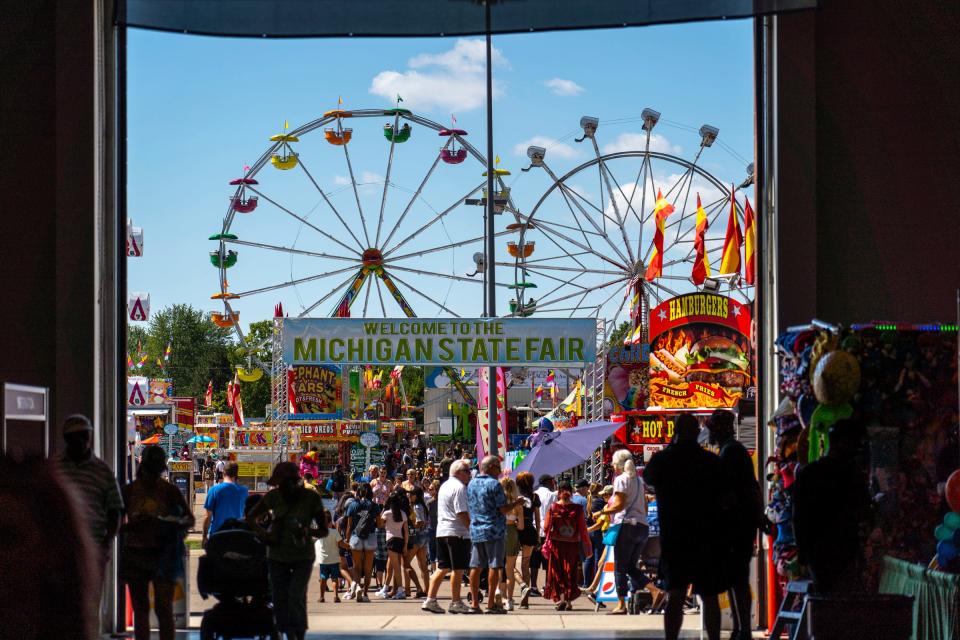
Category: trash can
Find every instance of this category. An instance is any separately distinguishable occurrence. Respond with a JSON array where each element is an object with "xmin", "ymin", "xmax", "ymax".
[{"xmin": 806, "ymin": 594, "xmax": 914, "ymax": 640}]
